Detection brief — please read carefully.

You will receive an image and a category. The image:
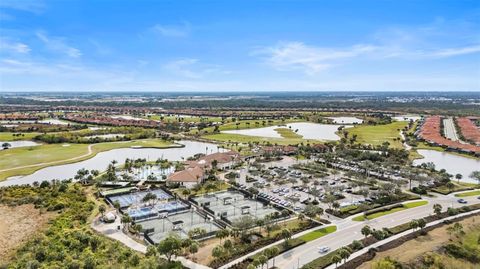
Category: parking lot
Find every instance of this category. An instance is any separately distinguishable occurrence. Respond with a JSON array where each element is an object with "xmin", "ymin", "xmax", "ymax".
[{"xmin": 235, "ymin": 159, "xmax": 367, "ymax": 213}]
